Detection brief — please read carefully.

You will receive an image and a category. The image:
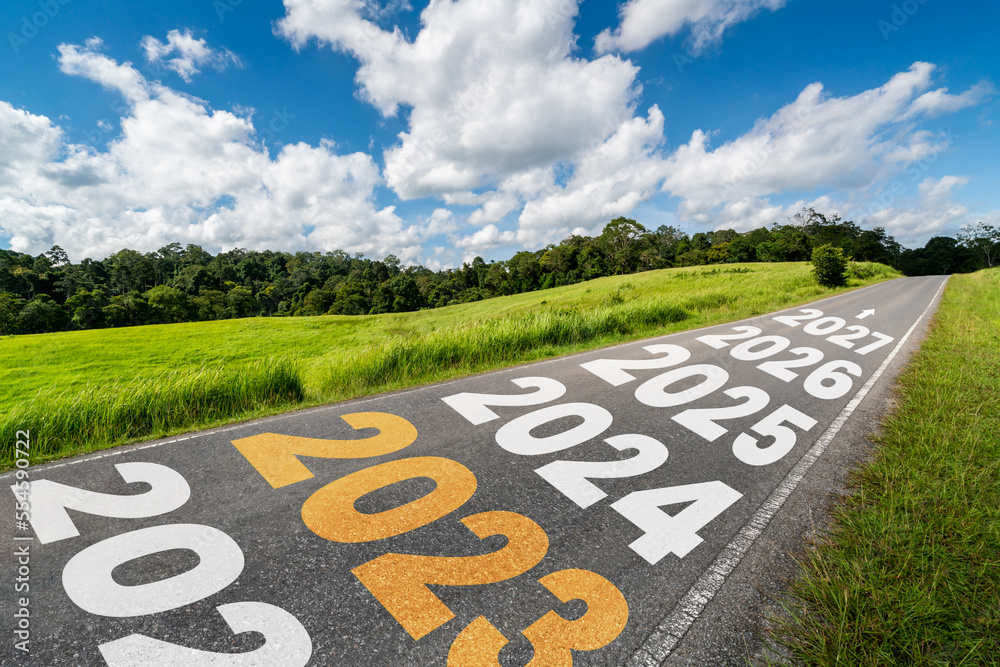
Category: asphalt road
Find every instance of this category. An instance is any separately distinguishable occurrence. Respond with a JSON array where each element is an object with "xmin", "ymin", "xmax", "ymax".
[{"xmin": 2, "ymin": 275, "xmax": 948, "ymax": 666}]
